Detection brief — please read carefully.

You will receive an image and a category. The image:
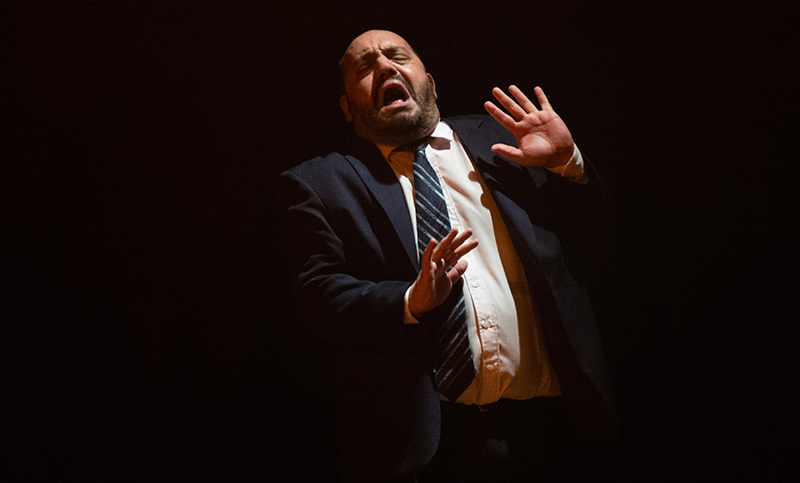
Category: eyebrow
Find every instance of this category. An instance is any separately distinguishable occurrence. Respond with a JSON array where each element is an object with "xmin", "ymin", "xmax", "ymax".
[
  {"xmin": 340, "ymin": 42, "xmax": 416, "ymax": 84},
  {"xmin": 354, "ymin": 44, "xmax": 410, "ymax": 64},
  {"xmin": 382, "ymin": 45, "xmax": 409, "ymax": 57}
]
